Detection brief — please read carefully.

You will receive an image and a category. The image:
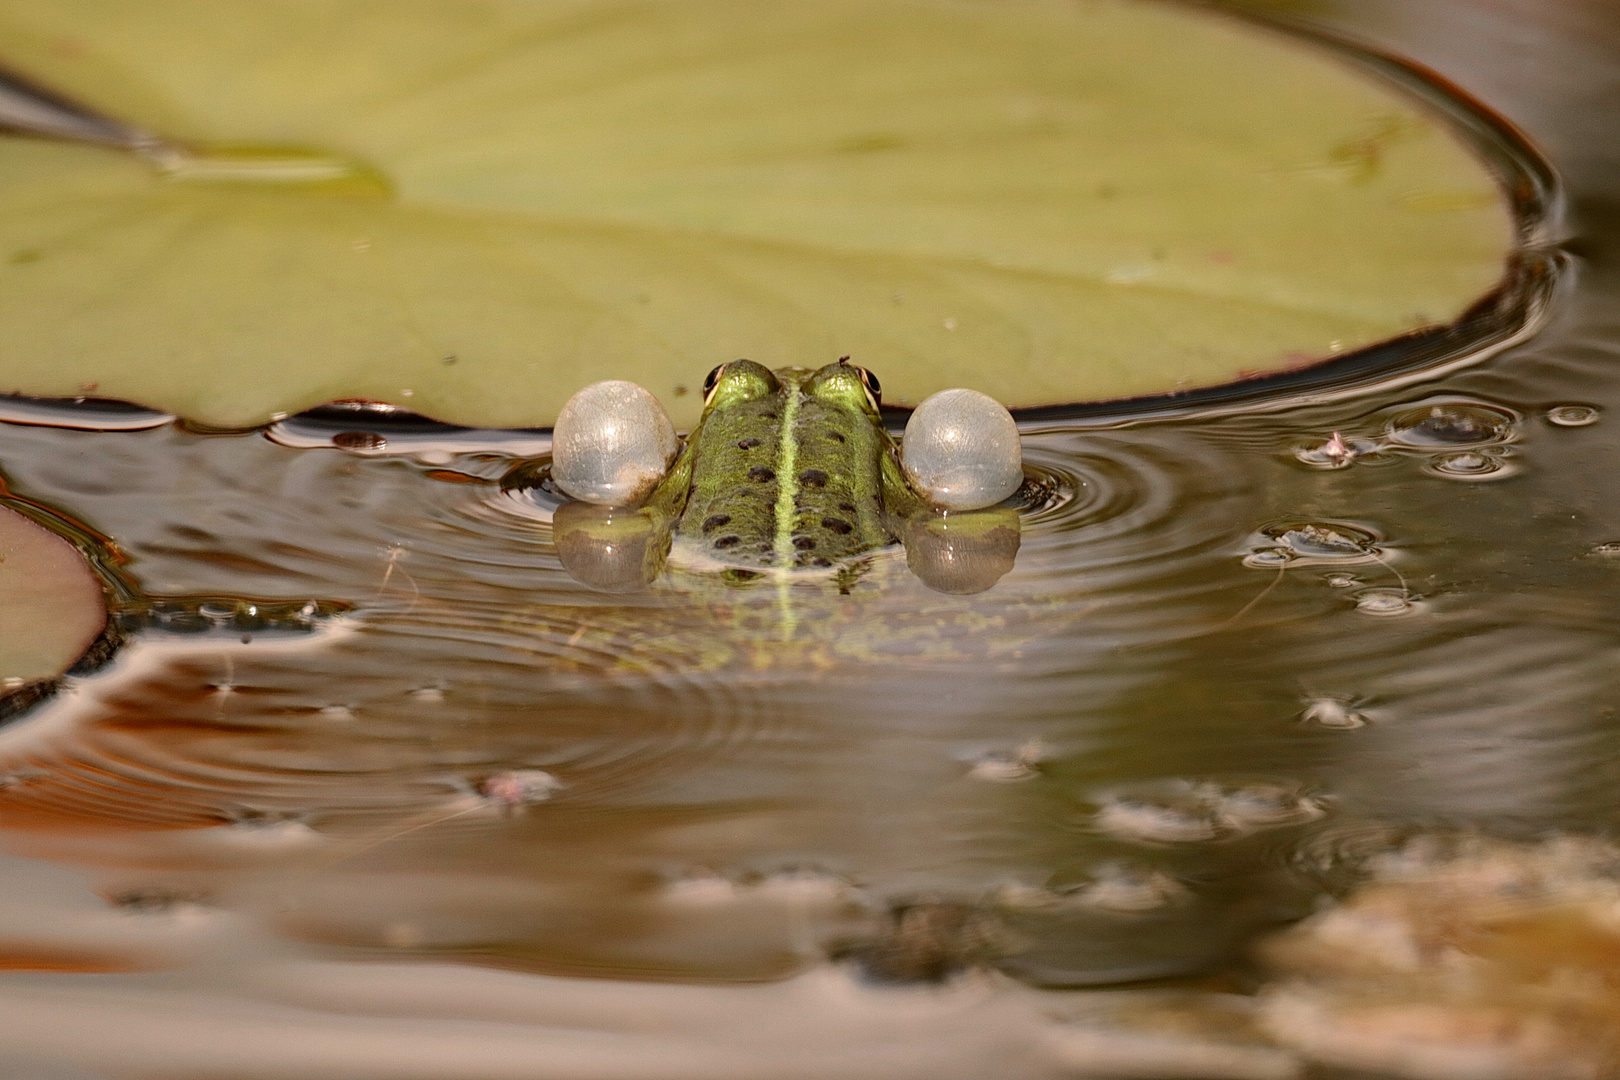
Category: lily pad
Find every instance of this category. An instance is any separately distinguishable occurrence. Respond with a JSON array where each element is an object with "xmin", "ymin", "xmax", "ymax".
[
  {"xmin": 0, "ymin": 503, "xmax": 105, "ymax": 683},
  {"xmin": 0, "ymin": 0, "xmax": 1514, "ymax": 429}
]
